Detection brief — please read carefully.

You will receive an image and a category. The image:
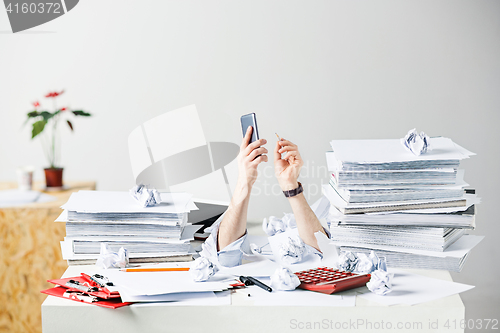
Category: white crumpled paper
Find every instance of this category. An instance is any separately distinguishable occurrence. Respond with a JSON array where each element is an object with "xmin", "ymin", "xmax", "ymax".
[
  {"xmin": 262, "ymin": 216, "xmax": 286, "ymax": 236},
  {"xmin": 282, "ymin": 213, "xmax": 297, "ymax": 229},
  {"xmin": 401, "ymin": 128, "xmax": 431, "ymax": 156},
  {"xmin": 270, "ymin": 266, "xmax": 301, "ymax": 291},
  {"xmin": 338, "ymin": 251, "xmax": 358, "ymax": 272},
  {"xmin": 95, "ymin": 243, "xmax": 129, "ymax": 269},
  {"xmin": 129, "ymin": 184, "xmax": 161, "ymax": 207},
  {"xmin": 354, "ymin": 252, "xmax": 376, "ymax": 274},
  {"xmin": 279, "ymin": 235, "xmax": 306, "ymax": 265},
  {"xmin": 366, "ymin": 269, "xmax": 394, "ymax": 296},
  {"xmin": 262, "ymin": 213, "xmax": 298, "ymax": 237},
  {"xmin": 354, "ymin": 250, "xmax": 383, "ymax": 274},
  {"xmin": 190, "ymin": 257, "xmax": 219, "ymax": 282}
]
